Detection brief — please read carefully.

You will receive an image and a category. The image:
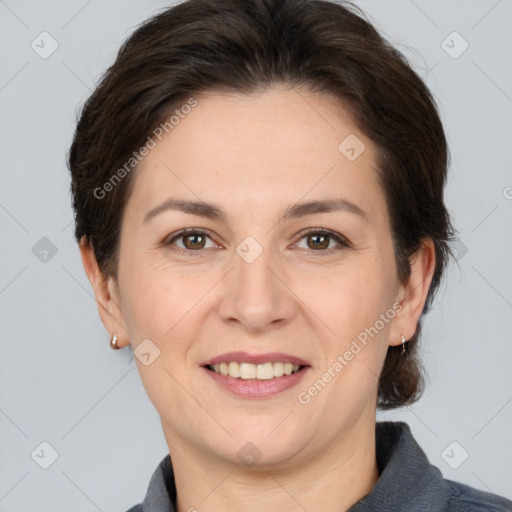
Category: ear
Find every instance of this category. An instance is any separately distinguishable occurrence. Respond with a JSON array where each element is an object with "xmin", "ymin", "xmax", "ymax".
[
  {"xmin": 389, "ymin": 238, "xmax": 436, "ymax": 347},
  {"xmin": 79, "ymin": 236, "xmax": 130, "ymax": 348}
]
